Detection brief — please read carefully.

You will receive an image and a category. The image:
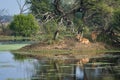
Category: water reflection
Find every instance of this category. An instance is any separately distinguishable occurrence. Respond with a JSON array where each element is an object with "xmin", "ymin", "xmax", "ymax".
[
  {"xmin": 0, "ymin": 51, "xmax": 120, "ymax": 80},
  {"xmin": 0, "ymin": 51, "xmax": 40, "ymax": 80},
  {"xmin": 19, "ymin": 52, "xmax": 120, "ymax": 80},
  {"xmin": 84, "ymin": 52, "xmax": 120, "ymax": 80},
  {"xmin": 76, "ymin": 65, "xmax": 84, "ymax": 80}
]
